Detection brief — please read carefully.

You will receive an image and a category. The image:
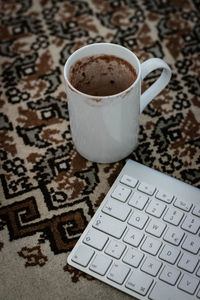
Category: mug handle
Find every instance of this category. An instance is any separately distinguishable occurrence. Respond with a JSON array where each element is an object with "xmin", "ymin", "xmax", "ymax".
[{"xmin": 140, "ymin": 58, "xmax": 171, "ymax": 113}]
